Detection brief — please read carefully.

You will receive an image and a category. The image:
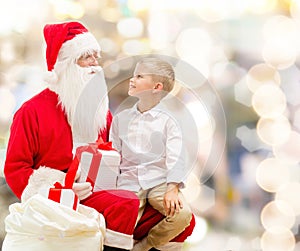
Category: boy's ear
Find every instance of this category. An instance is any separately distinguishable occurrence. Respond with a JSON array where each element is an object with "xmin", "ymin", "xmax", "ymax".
[{"xmin": 154, "ymin": 82, "xmax": 163, "ymax": 90}]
